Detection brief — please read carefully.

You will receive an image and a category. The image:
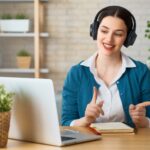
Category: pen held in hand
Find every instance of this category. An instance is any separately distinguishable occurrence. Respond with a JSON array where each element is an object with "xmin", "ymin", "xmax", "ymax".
[{"xmin": 87, "ymin": 126, "xmax": 101, "ymax": 135}]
